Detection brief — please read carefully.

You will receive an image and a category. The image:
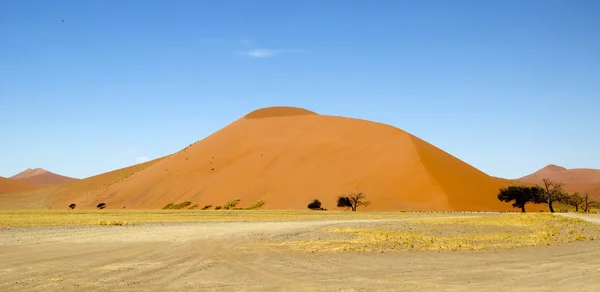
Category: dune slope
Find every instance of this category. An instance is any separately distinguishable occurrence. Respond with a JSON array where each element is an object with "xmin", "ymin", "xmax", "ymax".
[
  {"xmin": 0, "ymin": 158, "xmax": 164, "ymax": 209},
  {"xmin": 0, "ymin": 177, "xmax": 39, "ymax": 194},
  {"xmin": 51, "ymin": 106, "xmax": 519, "ymax": 211}
]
